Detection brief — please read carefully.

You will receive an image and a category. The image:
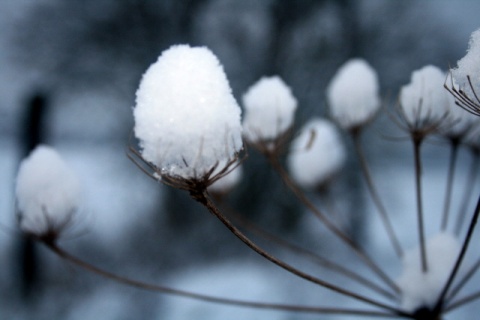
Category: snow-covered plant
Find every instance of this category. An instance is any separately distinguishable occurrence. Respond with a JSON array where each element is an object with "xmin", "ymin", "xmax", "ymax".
[
  {"xmin": 449, "ymin": 28, "xmax": 480, "ymax": 115},
  {"xmin": 208, "ymin": 163, "xmax": 242, "ymax": 195},
  {"xmin": 287, "ymin": 118, "xmax": 345, "ymax": 189},
  {"xmin": 242, "ymin": 76, "xmax": 297, "ymax": 148},
  {"xmin": 326, "ymin": 58, "xmax": 380, "ymax": 131},
  {"xmin": 133, "ymin": 44, "xmax": 243, "ymax": 184},
  {"xmin": 15, "ymin": 145, "xmax": 81, "ymax": 241},
  {"xmin": 442, "ymin": 90, "xmax": 475, "ymax": 139},
  {"xmin": 399, "ymin": 65, "xmax": 448, "ymax": 133}
]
